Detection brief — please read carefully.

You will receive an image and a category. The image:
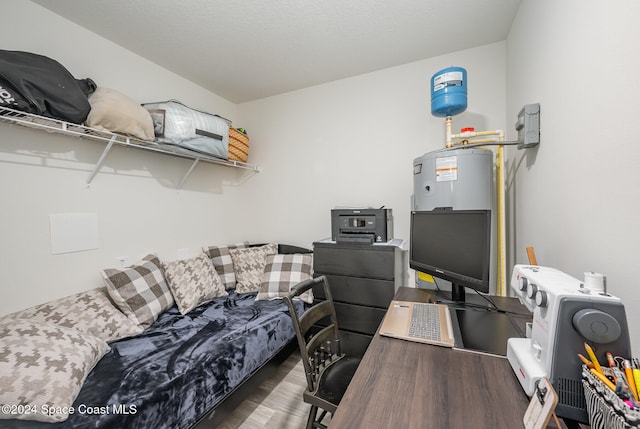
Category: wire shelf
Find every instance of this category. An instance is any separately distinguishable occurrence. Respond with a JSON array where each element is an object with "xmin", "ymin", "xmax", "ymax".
[{"xmin": 0, "ymin": 106, "xmax": 259, "ymax": 188}]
